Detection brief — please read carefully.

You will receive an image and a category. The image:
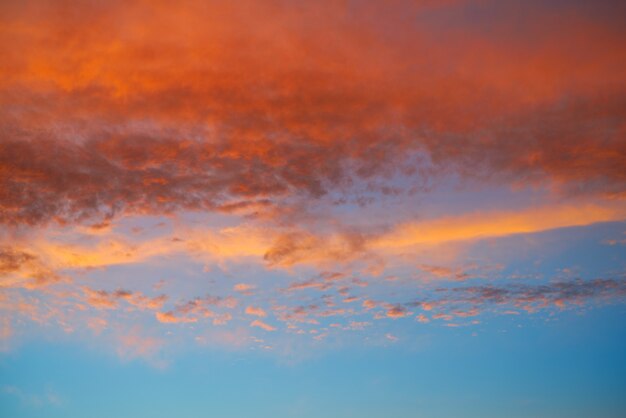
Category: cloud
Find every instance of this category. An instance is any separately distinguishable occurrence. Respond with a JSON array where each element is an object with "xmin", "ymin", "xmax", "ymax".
[
  {"xmin": 234, "ymin": 283, "xmax": 255, "ymax": 293},
  {"xmin": 318, "ymin": 308, "xmax": 348, "ymax": 318},
  {"xmin": 86, "ymin": 317, "xmax": 108, "ymax": 335},
  {"xmin": 245, "ymin": 306, "xmax": 267, "ymax": 318},
  {"xmin": 419, "ymin": 265, "xmax": 470, "ymax": 281},
  {"xmin": 416, "ymin": 314, "xmax": 430, "ymax": 323},
  {"xmin": 13, "ymin": 201, "xmax": 623, "ymax": 280},
  {"xmin": 453, "ymin": 308, "xmax": 480, "ymax": 318},
  {"xmin": 155, "ymin": 311, "xmax": 198, "ymax": 324},
  {"xmin": 410, "ymin": 278, "xmax": 626, "ymax": 315},
  {"xmin": 116, "ymin": 328, "xmax": 166, "ymax": 367},
  {"xmin": 1, "ymin": 0, "xmax": 626, "ymax": 359},
  {"xmin": 82, "ymin": 287, "xmax": 167, "ymax": 311},
  {"xmin": 347, "ymin": 321, "xmax": 371, "ymax": 331},
  {"xmin": 374, "ymin": 204, "xmax": 626, "ymax": 250},
  {"xmin": 275, "ymin": 304, "xmax": 321, "ymax": 325},
  {"xmin": 2, "ymin": 385, "xmax": 63, "ymax": 407},
  {"xmin": 0, "ymin": 246, "xmax": 64, "ymax": 289},
  {"xmin": 285, "ymin": 271, "xmax": 348, "ymax": 292},
  {"xmin": 82, "ymin": 287, "xmax": 120, "ymax": 309},
  {"xmin": 21, "ymin": 201, "xmax": 612, "ymax": 280},
  {"xmin": 265, "ymin": 232, "xmax": 369, "ymax": 268},
  {"xmin": 2, "ymin": 0, "xmax": 624, "ymax": 229},
  {"xmin": 250, "ymin": 319, "xmax": 276, "ymax": 332},
  {"xmin": 362, "ymin": 299, "xmax": 378, "ymax": 310},
  {"xmin": 385, "ymin": 305, "xmax": 410, "ymax": 319},
  {"xmin": 155, "ymin": 295, "xmax": 237, "ymax": 325},
  {"xmin": 0, "ymin": 317, "xmax": 12, "ymax": 351}
]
